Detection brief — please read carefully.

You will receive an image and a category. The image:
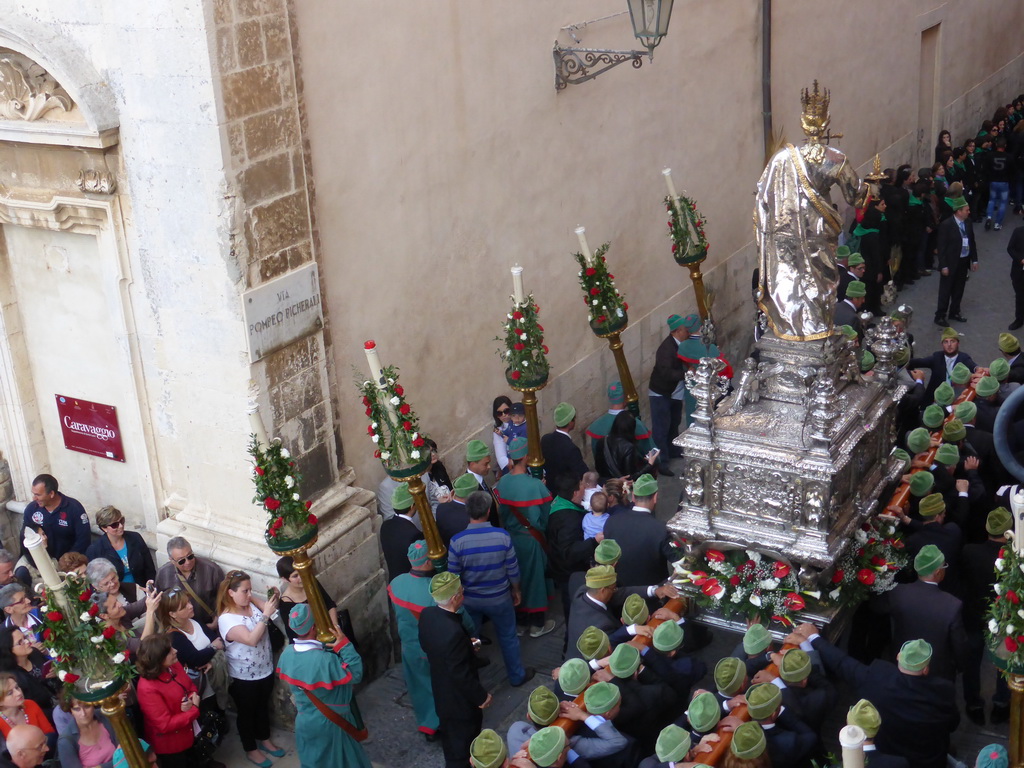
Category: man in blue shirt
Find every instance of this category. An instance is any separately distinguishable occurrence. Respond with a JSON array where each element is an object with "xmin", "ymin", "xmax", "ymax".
[{"xmin": 20, "ymin": 474, "xmax": 90, "ymax": 558}]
